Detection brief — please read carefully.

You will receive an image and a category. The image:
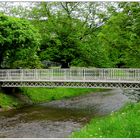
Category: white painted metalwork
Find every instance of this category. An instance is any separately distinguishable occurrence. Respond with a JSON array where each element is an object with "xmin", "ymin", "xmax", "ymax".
[{"xmin": 0, "ymin": 68, "xmax": 140, "ymax": 88}]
